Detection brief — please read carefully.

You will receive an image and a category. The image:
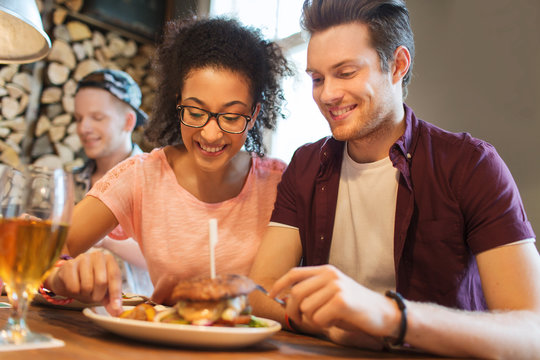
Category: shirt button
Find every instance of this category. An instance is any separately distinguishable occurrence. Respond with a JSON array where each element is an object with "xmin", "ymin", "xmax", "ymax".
[
  {"xmin": 321, "ymin": 185, "xmax": 326, "ymax": 191},
  {"xmin": 320, "ymin": 235, "xmax": 325, "ymax": 241},
  {"xmin": 406, "ymin": 153, "xmax": 412, "ymax": 159}
]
